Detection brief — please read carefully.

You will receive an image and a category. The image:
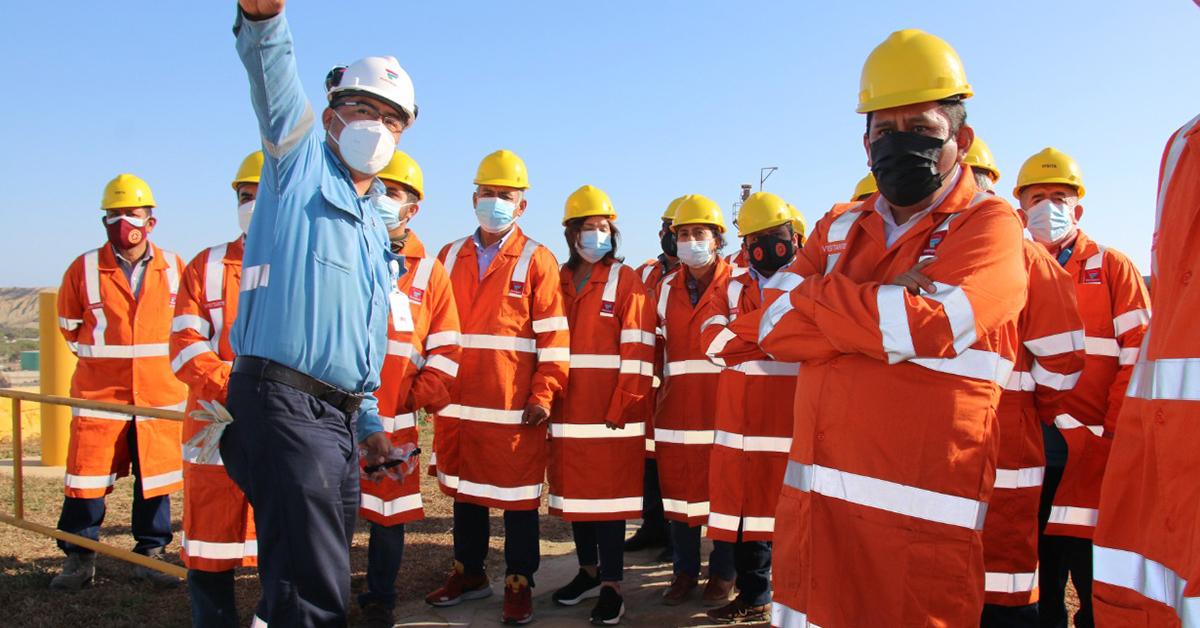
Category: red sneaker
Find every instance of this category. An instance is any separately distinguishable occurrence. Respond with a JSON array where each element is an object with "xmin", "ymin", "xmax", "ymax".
[
  {"xmin": 502, "ymin": 574, "xmax": 534, "ymax": 624},
  {"xmin": 425, "ymin": 560, "xmax": 492, "ymax": 607}
]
